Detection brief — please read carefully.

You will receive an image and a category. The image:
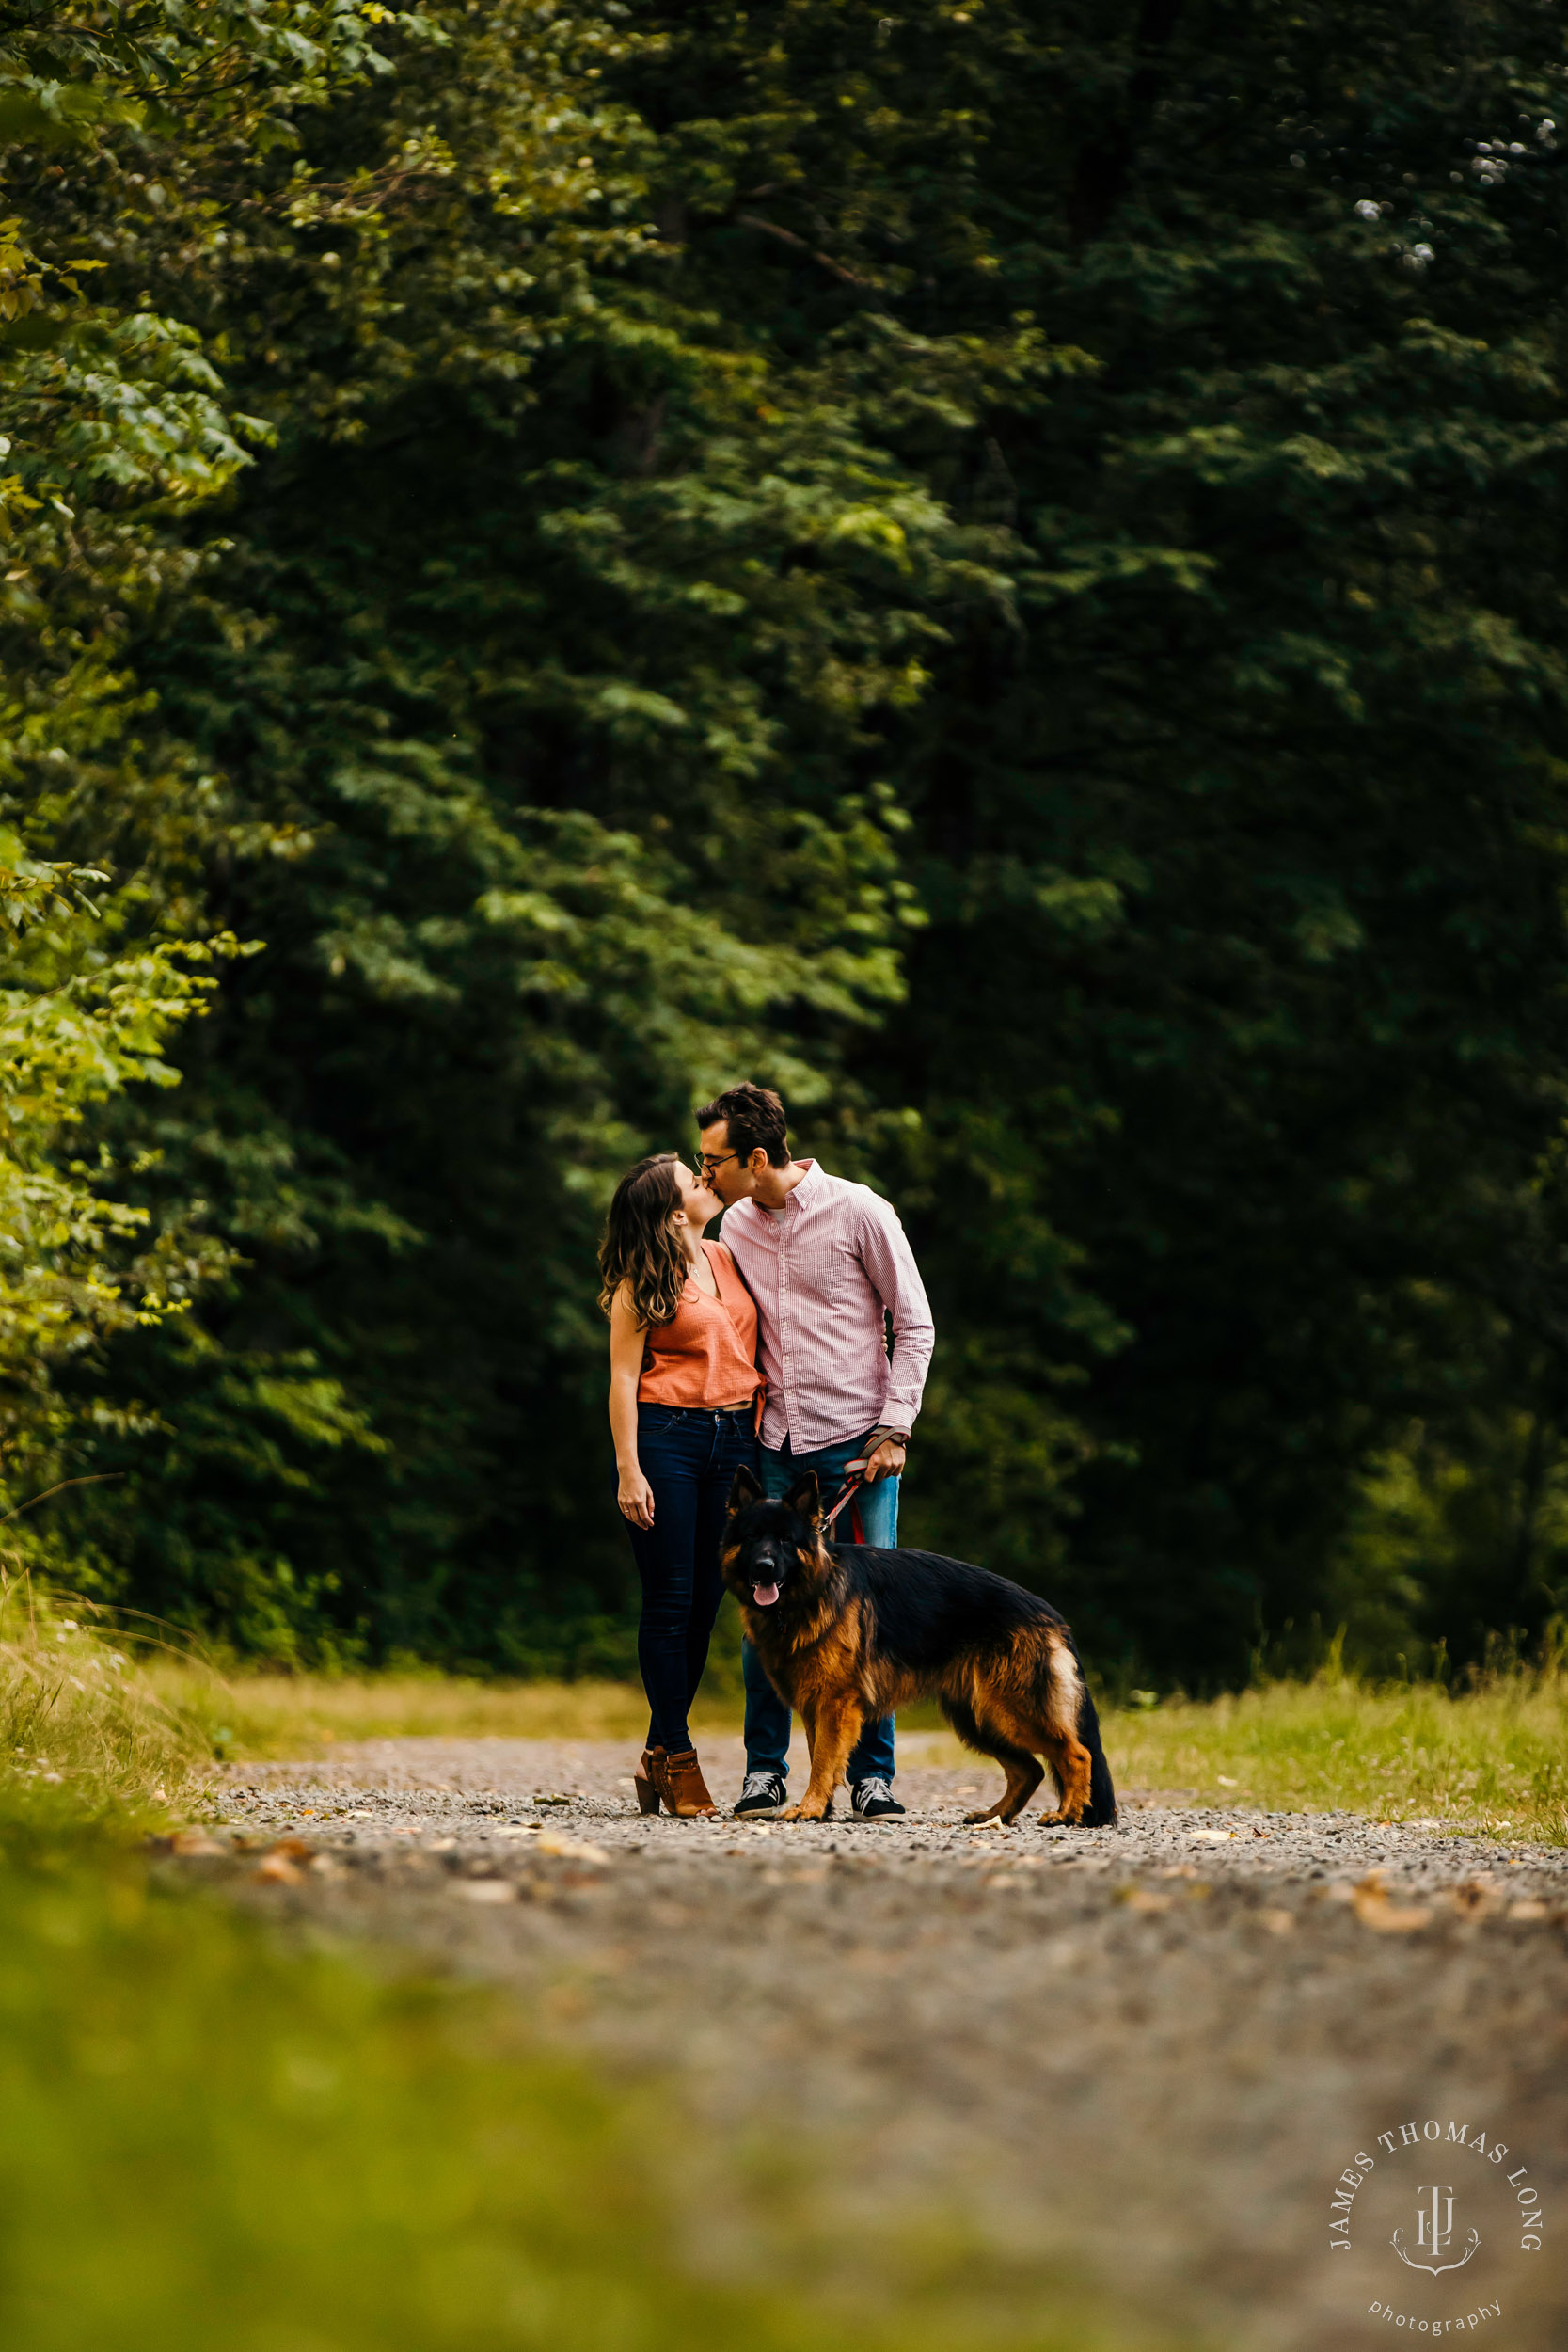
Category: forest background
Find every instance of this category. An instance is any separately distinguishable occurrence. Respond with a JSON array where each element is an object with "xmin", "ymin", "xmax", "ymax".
[{"xmin": 4, "ymin": 0, "xmax": 1568, "ymax": 1690}]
